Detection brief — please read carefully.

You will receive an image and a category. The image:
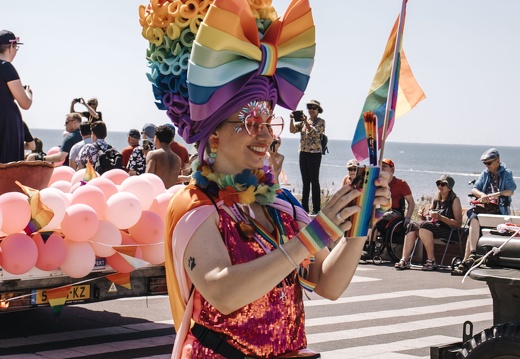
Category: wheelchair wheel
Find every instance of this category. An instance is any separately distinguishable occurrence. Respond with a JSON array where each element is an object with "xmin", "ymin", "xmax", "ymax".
[{"xmin": 385, "ymin": 218, "xmax": 405, "ymax": 263}]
